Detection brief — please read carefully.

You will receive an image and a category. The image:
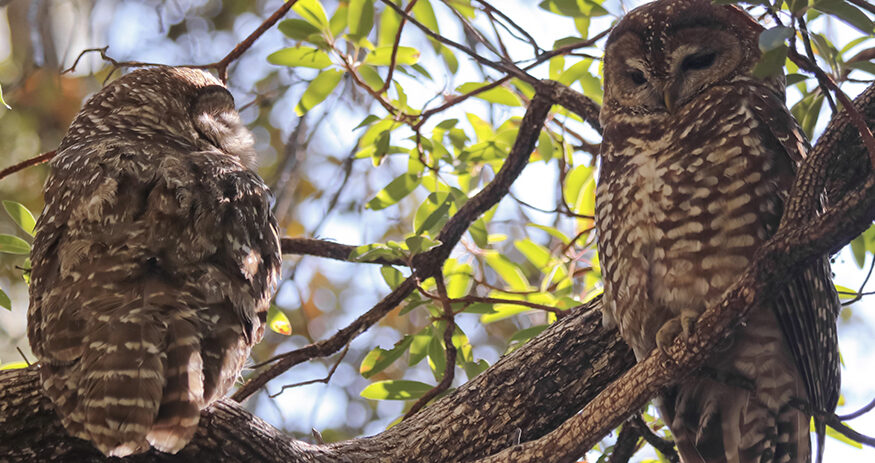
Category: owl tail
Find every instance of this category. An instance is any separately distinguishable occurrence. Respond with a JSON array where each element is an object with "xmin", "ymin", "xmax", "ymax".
[
  {"xmin": 659, "ymin": 354, "xmax": 810, "ymax": 463},
  {"xmin": 146, "ymin": 317, "xmax": 205, "ymax": 454},
  {"xmin": 78, "ymin": 309, "xmax": 167, "ymax": 457}
]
